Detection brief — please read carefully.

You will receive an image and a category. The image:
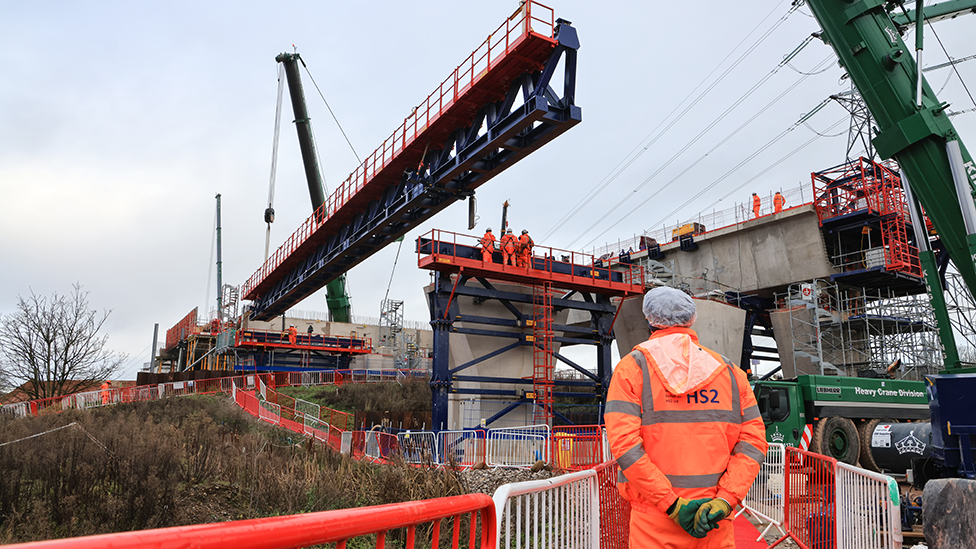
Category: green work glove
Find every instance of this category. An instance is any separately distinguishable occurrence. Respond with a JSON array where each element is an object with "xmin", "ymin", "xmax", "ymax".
[
  {"xmin": 667, "ymin": 497, "xmax": 712, "ymax": 538},
  {"xmin": 692, "ymin": 498, "xmax": 732, "ymax": 537}
]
